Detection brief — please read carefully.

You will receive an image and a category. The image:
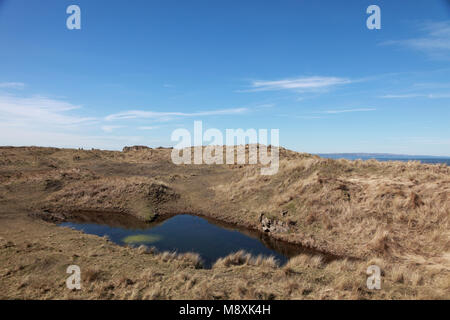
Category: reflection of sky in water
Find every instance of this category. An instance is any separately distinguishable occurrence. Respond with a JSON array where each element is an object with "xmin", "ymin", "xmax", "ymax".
[{"xmin": 61, "ymin": 214, "xmax": 292, "ymax": 267}]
